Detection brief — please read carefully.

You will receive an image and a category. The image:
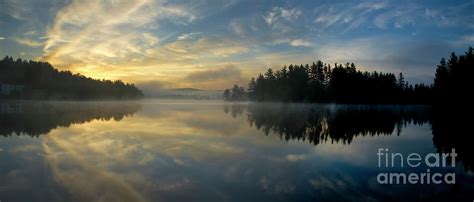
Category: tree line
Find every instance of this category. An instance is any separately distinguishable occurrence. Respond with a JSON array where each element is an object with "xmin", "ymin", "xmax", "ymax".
[
  {"xmin": 433, "ymin": 47, "xmax": 473, "ymax": 104},
  {"xmin": 0, "ymin": 56, "xmax": 143, "ymax": 100},
  {"xmin": 224, "ymin": 47, "xmax": 473, "ymax": 104}
]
